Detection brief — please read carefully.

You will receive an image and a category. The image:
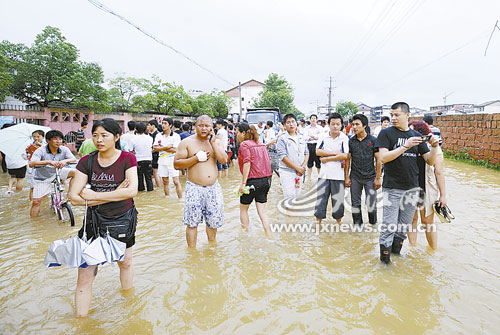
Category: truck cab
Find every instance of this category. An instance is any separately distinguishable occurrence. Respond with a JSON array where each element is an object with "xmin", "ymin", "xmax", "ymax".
[{"xmin": 245, "ymin": 108, "xmax": 282, "ymax": 132}]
